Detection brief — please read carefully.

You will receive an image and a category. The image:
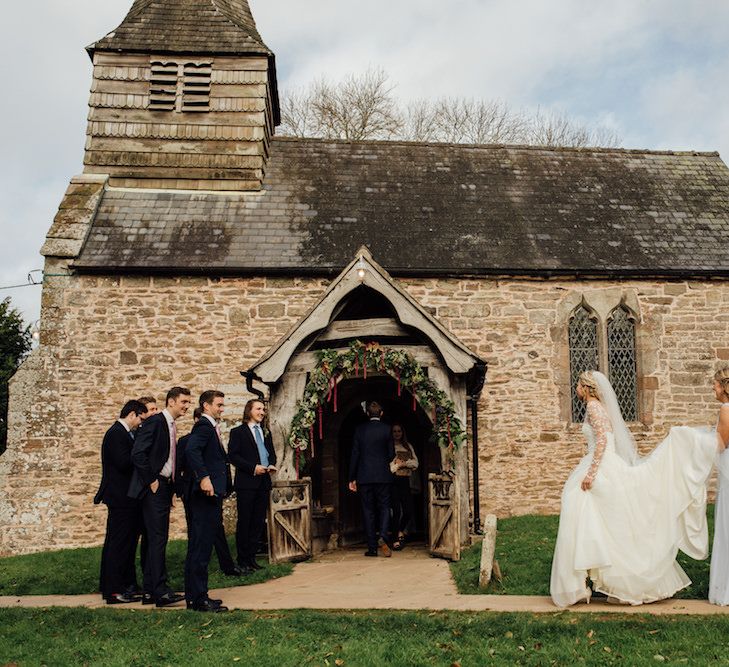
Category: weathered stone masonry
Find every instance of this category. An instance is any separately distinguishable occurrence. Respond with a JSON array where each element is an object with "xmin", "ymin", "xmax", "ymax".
[{"xmin": 1, "ymin": 272, "xmax": 726, "ymax": 555}]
